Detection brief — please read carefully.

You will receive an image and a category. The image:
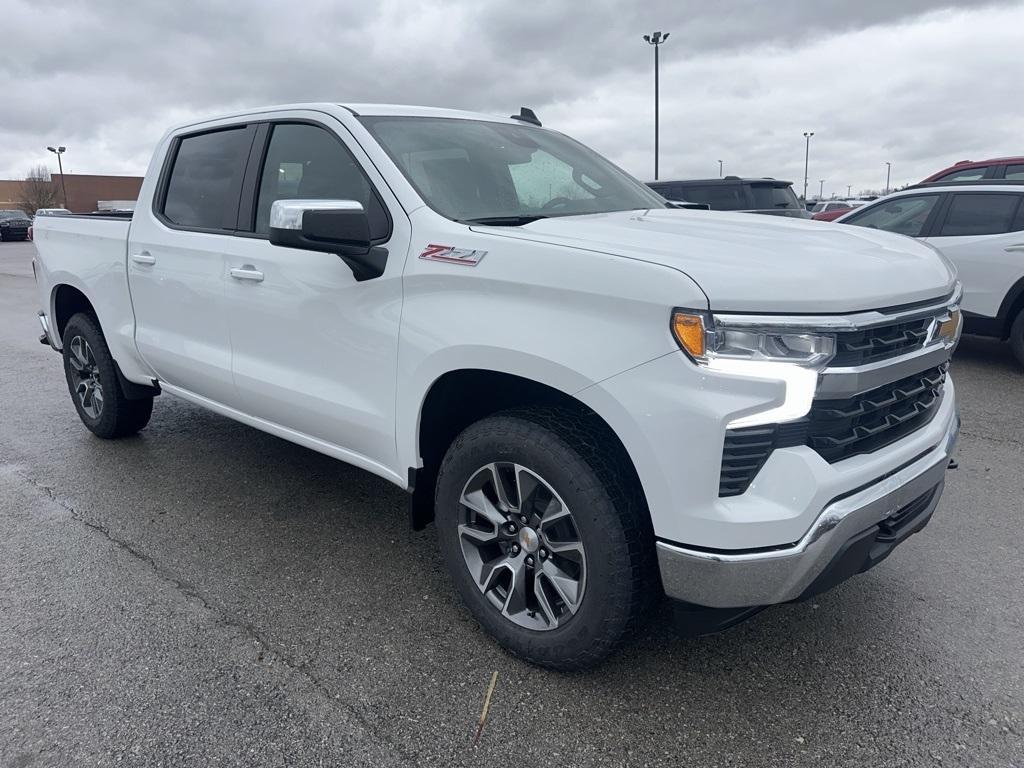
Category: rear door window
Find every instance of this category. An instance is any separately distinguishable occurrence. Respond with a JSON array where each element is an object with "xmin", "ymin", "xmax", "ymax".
[
  {"xmin": 937, "ymin": 193, "xmax": 1022, "ymax": 236},
  {"xmin": 935, "ymin": 166, "xmax": 991, "ymax": 182},
  {"xmin": 1003, "ymin": 164, "xmax": 1024, "ymax": 180},
  {"xmin": 842, "ymin": 195, "xmax": 940, "ymax": 237},
  {"xmin": 162, "ymin": 127, "xmax": 254, "ymax": 230}
]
